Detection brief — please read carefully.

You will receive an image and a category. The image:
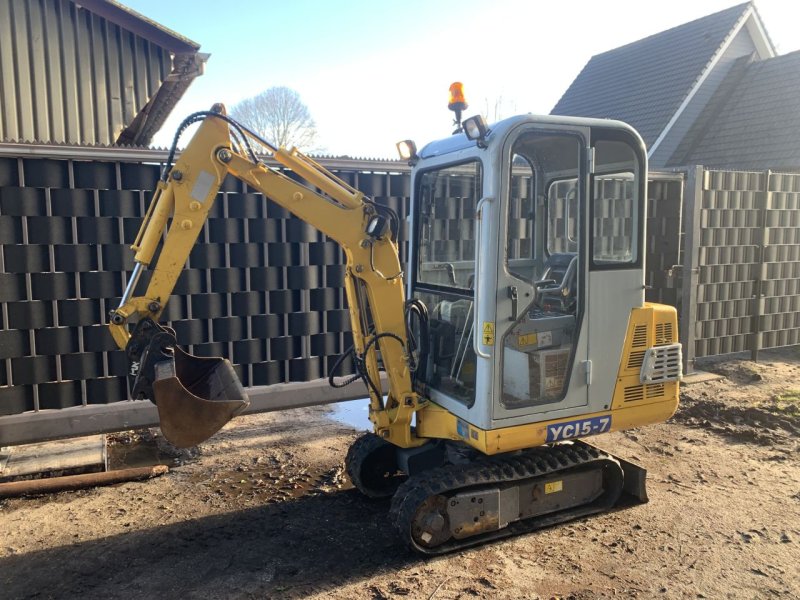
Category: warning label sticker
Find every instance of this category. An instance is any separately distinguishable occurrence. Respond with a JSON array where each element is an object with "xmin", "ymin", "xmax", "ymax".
[
  {"xmin": 482, "ymin": 322, "xmax": 495, "ymax": 346},
  {"xmin": 545, "ymin": 480, "xmax": 563, "ymax": 494},
  {"xmin": 538, "ymin": 330, "xmax": 553, "ymax": 347}
]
